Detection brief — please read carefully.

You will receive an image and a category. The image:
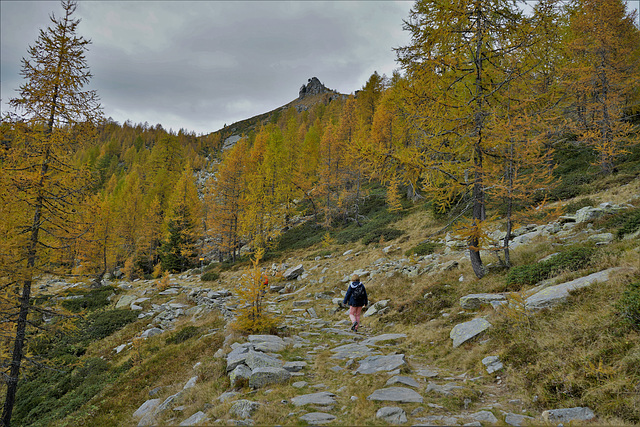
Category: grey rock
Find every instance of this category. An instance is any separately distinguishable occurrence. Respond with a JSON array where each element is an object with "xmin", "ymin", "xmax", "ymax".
[
  {"xmin": 542, "ymin": 407, "xmax": 596, "ymax": 423},
  {"xmin": 526, "ymin": 268, "xmax": 624, "ymax": 310},
  {"xmin": 245, "ymin": 350, "xmax": 283, "ymax": 370},
  {"xmin": 299, "ymin": 412, "xmax": 337, "ymax": 425},
  {"xmin": 482, "ymin": 355, "xmax": 503, "ymax": 374},
  {"xmin": 179, "ymin": 411, "xmax": 208, "ymax": 426},
  {"xmin": 133, "ymin": 399, "xmax": 161, "ymax": 419},
  {"xmin": 183, "ymin": 376, "xmax": 198, "ymax": 390},
  {"xmin": 229, "ymin": 400, "xmax": 261, "ymax": 419},
  {"xmin": 415, "ymin": 367, "xmax": 438, "ymax": 378},
  {"xmin": 588, "ymin": 232, "xmax": 615, "ymax": 244},
  {"xmin": 367, "ymin": 387, "xmax": 423, "ymax": 403},
  {"xmin": 376, "ymin": 406, "xmax": 408, "ymax": 424},
  {"xmin": 229, "ymin": 364, "xmax": 252, "ymax": 387},
  {"xmin": 248, "ymin": 334, "xmax": 286, "ymax": 352},
  {"xmin": 249, "ymin": 367, "xmax": 291, "ymax": 389},
  {"xmin": 292, "ymin": 381, "xmax": 308, "ymax": 388},
  {"xmin": 415, "ymin": 415, "xmax": 461, "ymax": 426},
  {"xmin": 450, "ymin": 318, "xmax": 492, "ymax": 347},
  {"xmin": 425, "ymin": 381, "xmax": 465, "ymax": 396},
  {"xmin": 470, "ymin": 411, "xmax": 498, "ymax": 424},
  {"xmin": 330, "ymin": 343, "xmax": 375, "ymax": 360},
  {"xmin": 217, "ymin": 391, "xmax": 240, "ymax": 402},
  {"xmin": 363, "ymin": 300, "xmax": 389, "ymax": 317},
  {"xmin": 355, "ymin": 354, "xmax": 406, "ymax": 374},
  {"xmin": 291, "ymin": 391, "xmax": 337, "ymax": 406},
  {"xmin": 460, "ymin": 293, "xmax": 506, "ymax": 310},
  {"xmin": 385, "ymin": 375, "xmax": 420, "ymax": 388},
  {"xmin": 283, "ymin": 264, "xmax": 304, "ymax": 280},
  {"xmin": 361, "ymin": 333, "xmax": 407, "ymax": 346},
  {"xmin": 140, "ymin": 327, "xmax": 163, "ymax": 339},
  {"xmin": 226, "ymin": 347, "xmax": 251, "ymax": 372},
  {"xmin": 283, "ymin": 361, "xmax": 307, "ymax": 372},
  {"xmin": 505, "ymin": 413, "xmax": 535, "ymax": 426},
  {"xmin": 116, "ymin": 295, "xmax": 137, "ymax": 309}
]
